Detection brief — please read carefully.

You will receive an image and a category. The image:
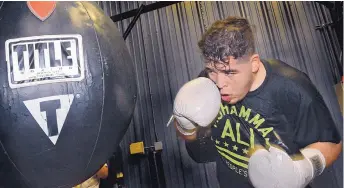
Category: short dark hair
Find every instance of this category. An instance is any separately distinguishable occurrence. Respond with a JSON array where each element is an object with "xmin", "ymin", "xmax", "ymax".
[{"xmin": 198, "ymin": 16, "xmax": 255, "ymax": 63}]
